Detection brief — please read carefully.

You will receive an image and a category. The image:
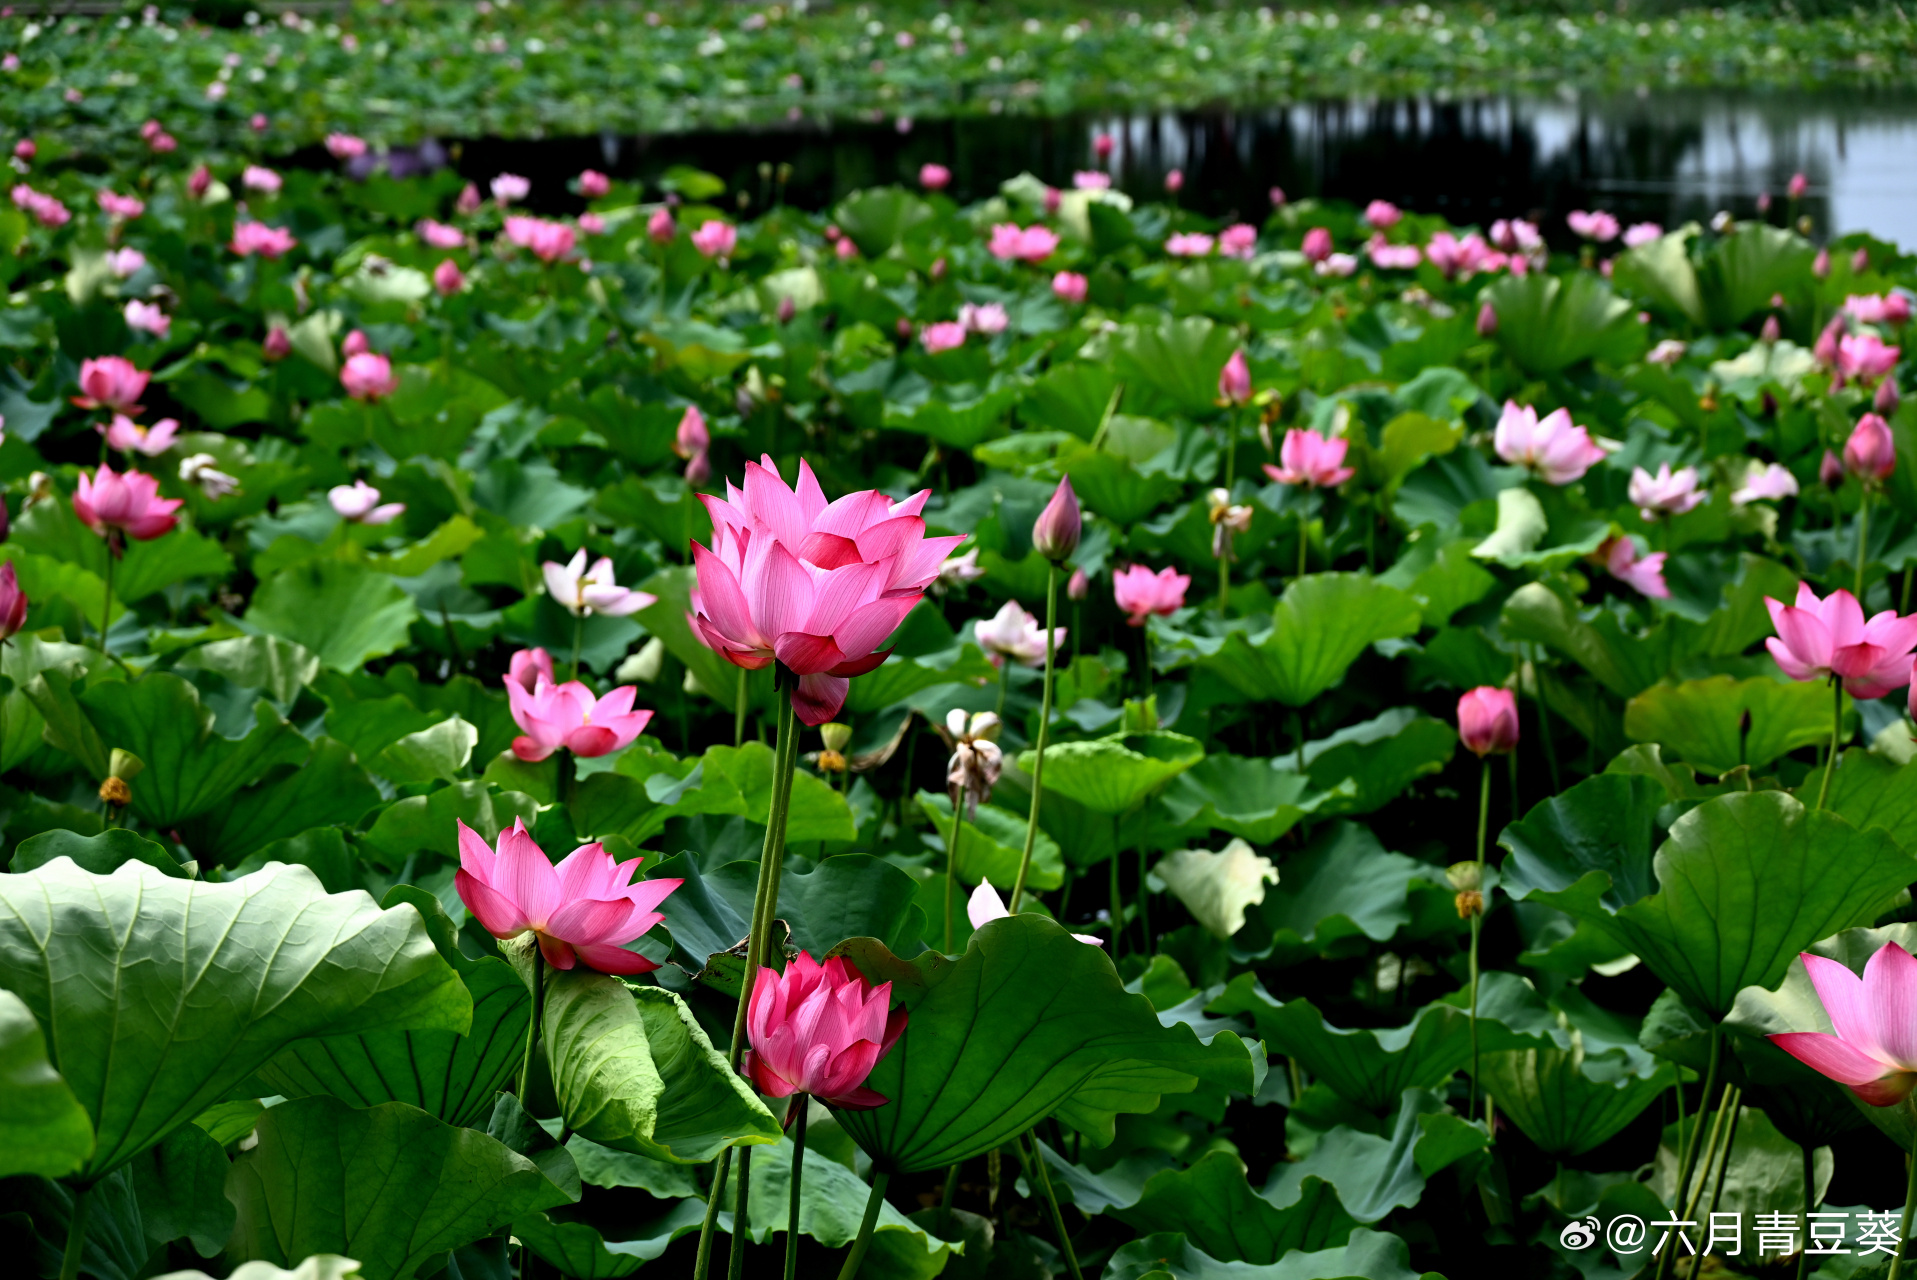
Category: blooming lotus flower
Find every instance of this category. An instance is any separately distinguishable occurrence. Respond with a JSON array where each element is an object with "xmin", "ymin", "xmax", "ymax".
[
  {"xmin": 455, "ymin": 819, "xmax": 677, "ymax": 975},
  {"xmin": 72, "ymin": 356, "xmax": 148, "ymax": 414},
  {"xmin": 577, "ymin": 169, "xmax": 610, "ymax": 198},
  {"xmin": 1646, "ymin": 339, "xmax": 1687, "ymax": 368},
  {"xmin": 1629, "ymin": 463, "xmax": 1705, "ymax": 521},
  {"xmin": 122, "ymin": 299, "xmax": 169, "ymax": 339},
  {"xmin": 1033, "ymin": 476, "xmax": 1081, "ymax": 562},
  {"xmin": 921, "ymin": 321, "xmax": 966, "ymax": 354},
  {"xmin": 1491, "ymin": 219, "xmax": 1543, "ymax": 254},
  {"xmin": 230, "ymin": 221, "xmax": 296, "ymax": 258},
  {"xmin": 242, "ymin": 165, "xmax": 282, "ymax": 195},
  {"xmin": 490, "ymin": 173, "xmax": 530, "ymax": 205},
  {"xmin": 1457, "ymin": 686, "xmax": 1519, "ymax": 756},
  {"xmin": 1218, "ymin": 349, "xmax": 1252, "ymax": 406},
  {"xmin": 543, "ymin": 549, "xmax": 655, "ymax": 617},
  {"xmin": 1165, "ymin": 232, "xmax": 1214, "ymax": 257},
  {"xmin": 1767, "ymin": 583, "xmax": 1917, "ymax": 698},
  {"xmin": 178, "ymin": 453, "xmax": 239, "ymax": 500},
  {"xmin": 691, "ymin": 220, "xmax": 737, "ymax": 259},
  {"xmin": 1731, "ymin": 462, "xmax": 1799, "ymax": 506},
  {"xmin": 1771, "ymin": 942, "xmax": 1917, "ymax": 1106},
  {"xmin": 688, "ymin": 456, "xmax": 964, "ymax": 725},
  {"xmin": 507, "ymin": 678, "xmax": 654, "ymax": 761},
  {"xmin": 326, "ymin": 133, "xmax": 367, "ymax": 160},
  {"xmin": 0, "ymin": 562, "xmax": 27, "ymax": 641},
  {"xmin": 74, "ymin": 465, "xmax": 181, "ymax": 541},
  {"xmin": 1265, "ymin": 428, "xmax": 1355, "ymax": 489},
  {"xmin": 1052, "ymin": 270, "xmax": 1088, "ymax": 304},
  {"xmin": 1845, "ymin": 294, "xmax": 1913, "ymax": 326},
  {"xmin": 1493, "ymin": 402, "xmax": 1606, "ymax": 485},
  {"xmin": 1600, "ymin": 535, "xmax": 1670, "ymax": 599},
  {"xmin": 1368, "ymin": 237, "xmax": 1422, "ymax": 270},
  {"xmin": 1567, "ymin": 210, "xmax": 1620, "ymax": 242},
  {"xmin": 937, "ymin": 548, "xmax": 985, "ymax": 590},
  {"xmin": 434, "ymin": 258, "xmax": 465, "ymax": 296},
  {"xmin": 1113, "ymin": 564, "xmax": 1189, "ymax": 626},
  {"xmin": 10, "ymin": 185, "xmax": 68, "ymax": 228},
  {"xmin": 504, "ymin": 215, "xmax": 576, "ymax": 263},
  {"xmin": 1364, "ymin": 200, "xmax": 1402, "ymax": 229},
  {"xmin": 970, "ymin": 879, "xmax": 1102, "ymax": 946},
  {"xmin": 1790, "ymin": 172, "xmax": 1810, "ymax": 199},
  {"xmin": 1845, "ymin": 413, "xmax": 1897, "ymax": 482},
  {"xmin": 987, "ymin": 223, "xmax": 1060, "ymax": 263},
  {"xmin": 1301, "ymin": 227, "xmax": 1333, "ymax": 263},
  {"xmin": 418, "ymin": 219, "xmax": 465, "ymax": 249},
  {"xmin": 340, "ymin": 352, "xmax": 398, "ymax": 402},
  {"xmin": 579, "ymin": 213, "xmax": 606, "ymax": 237},
  {"xmin": 958, "ymin": 302, "xmax": 1009, "ymax": 335},
  {"xmin": 919, "ymin": 163, "xmax": 951, "ymax": 191},
  {"xmin": 1317, "ymin": 253, "xmax": 1358, "ymax": 278},
  {"xmin": 103, "ymin": 415, "xmax": 178, "ymax": 457},
  {"xmin": 742, "ymin": 951, "xmax": 906, "ymax": 1109},
  {"xmin": 106, "ymin": 248, "xmax": 145, "ymax": 278},
  {"xmin": 96, "ymin": 190, "xmax": 144, "ymax": 220},
  {"xmin": 1838, "ymin": 333, "xmax": 1900, "ymax": 384},
  {"xmin": 508, "ymin": 647, "xmax": 556, "ymax": 694},
  {"xmin": 329, "ymin": 480, "xmax": 405, "ymax": 525},
  {"xmin": 1073, "ymin": 170, "xmax": 1113, "ymax": 191},
  {"xmin": 1622, "ymin": 222, "xmax": 1664, "ymax": 248},
  {"xmin": 1218, "ymin": 224, "xmax": 1258, "ymax": 260},
  {"xmin": 975, "ymin": 600, "xmax": 1064, "ymax": 668}
]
